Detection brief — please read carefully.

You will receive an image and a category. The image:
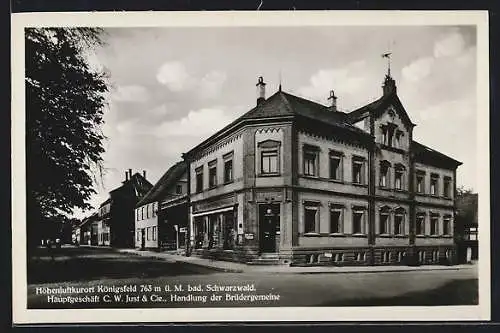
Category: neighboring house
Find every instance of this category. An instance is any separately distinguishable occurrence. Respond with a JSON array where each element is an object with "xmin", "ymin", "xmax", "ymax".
[
  {"xmin": 77, "ymin": 212, "xmax": 98, "ymax": 245},
  {"xmin": 182, "ymin": 74, "xmax": 461, "ymax": 266},
  {"xmin": 135, "ymin": 161, "xmax": 188, "ymax": 250},
  {"xmin": 97, "ymin": 198, "xmax": 111, "ymax": 246},
  {"xmin": 455, "ymin": 192, "xmax": 478, "ymax": 262},
  {"xmin": 108, "ymin": 169, "xmax": 153, "ymax": 248}
]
